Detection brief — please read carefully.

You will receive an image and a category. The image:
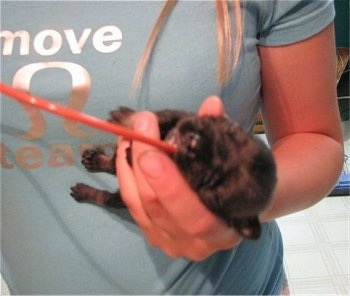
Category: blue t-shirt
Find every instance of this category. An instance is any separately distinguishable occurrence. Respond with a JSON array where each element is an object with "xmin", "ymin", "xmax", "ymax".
[{"xmin": 1, "ymin": 1, "xmax": 334, "ymax": 294}]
